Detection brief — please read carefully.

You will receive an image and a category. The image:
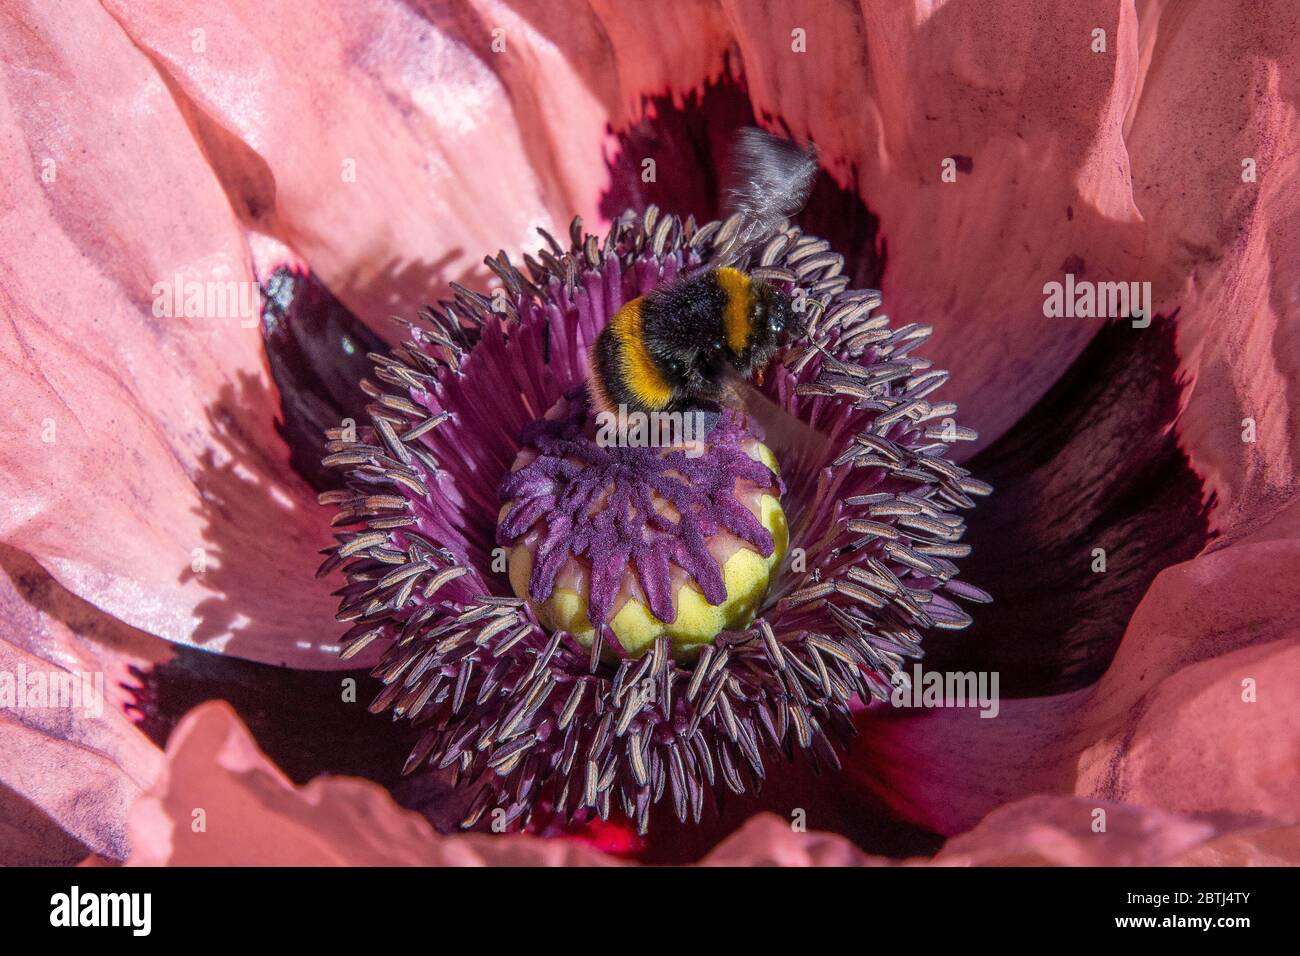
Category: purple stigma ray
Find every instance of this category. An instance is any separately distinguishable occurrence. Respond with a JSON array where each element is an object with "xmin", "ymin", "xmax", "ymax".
[
  {"xmin": 497, "ymin": 387, "xmax": 781, "ymax": 627},
  {"xmin": 317, "ymin": 207, "xmax": 992, "ymax": 834}
]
